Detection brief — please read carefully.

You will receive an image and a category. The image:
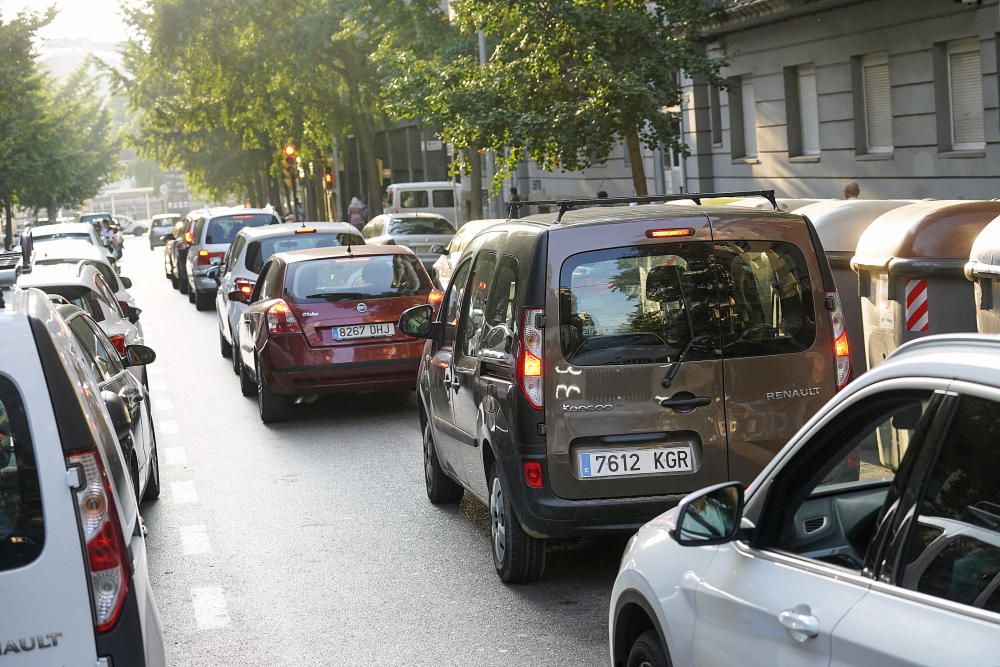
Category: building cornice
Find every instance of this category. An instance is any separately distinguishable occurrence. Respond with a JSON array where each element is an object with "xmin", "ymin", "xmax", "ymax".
[{"xmin": 704, "ymin": 0, "xmax": 869, "ymax": 37}]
